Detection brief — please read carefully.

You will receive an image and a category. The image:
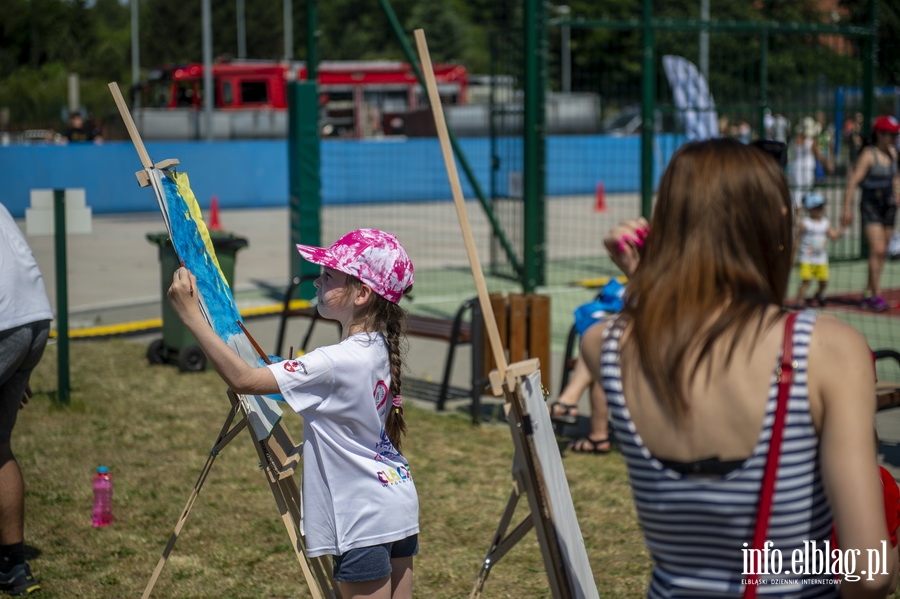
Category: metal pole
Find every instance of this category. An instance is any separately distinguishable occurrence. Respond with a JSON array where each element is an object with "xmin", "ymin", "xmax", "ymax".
[
  {"xmin": 288, "ymin": 82, "xmax": 321, "ymax": 295},
  {"xmin": 202, "ymin": 0, "xmax": 213, "ymax": 140},
  {"xmin": 523, "ymin": 0, "xmax": 546, "ymax": 291},
  {"xmin": 287, "ymin": 0, "xmax": 320, "ymax": 295},
  {"xmin": 557, "ymin": 5, "xmax": 571, "ymax": 93},
  {"xmin": 862, "ymin": 0, "xmax": 876, "ymax": 131},
  {"xmin": 237, "ymin": 0, "xmax": 246, "ymax": 59},
  {"xmin": 131, "ymin": 0, "xmax": 140, "ymax": 106},
  {"xmin": 53, "ymin": 190, "xmax": 70, "ymax": 404},
  {"xmin": 376, "ymin": 0, "xmax": 522, "ymax": 276},
  {"xmin": 307, "ymin": 0, "xmax": 317, "ymax": 79},
  {"xmin": 758, "ymin": 29, "xmax": 769, "ymax": 138},
  {"xmin": 67, "ymin": 73, "xmax": 80, "ymax": 115},
  {"xmin": 284, "ymin": 0, "xmax": 293, "ymax": 61},
  {"xmin": 562, "ymin": 23, "xmax": 571, "ymax": 93},
  {"xmin": 699, "ymin": 0, "xmax": 709, "ymax": 80},
  {"xmin": 640, "ymin": 0, "xmax": 655, "ymax": 220},
  {"xmin": 860, "ymin": 0, "xmax": 877, "ymax": 261}
]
